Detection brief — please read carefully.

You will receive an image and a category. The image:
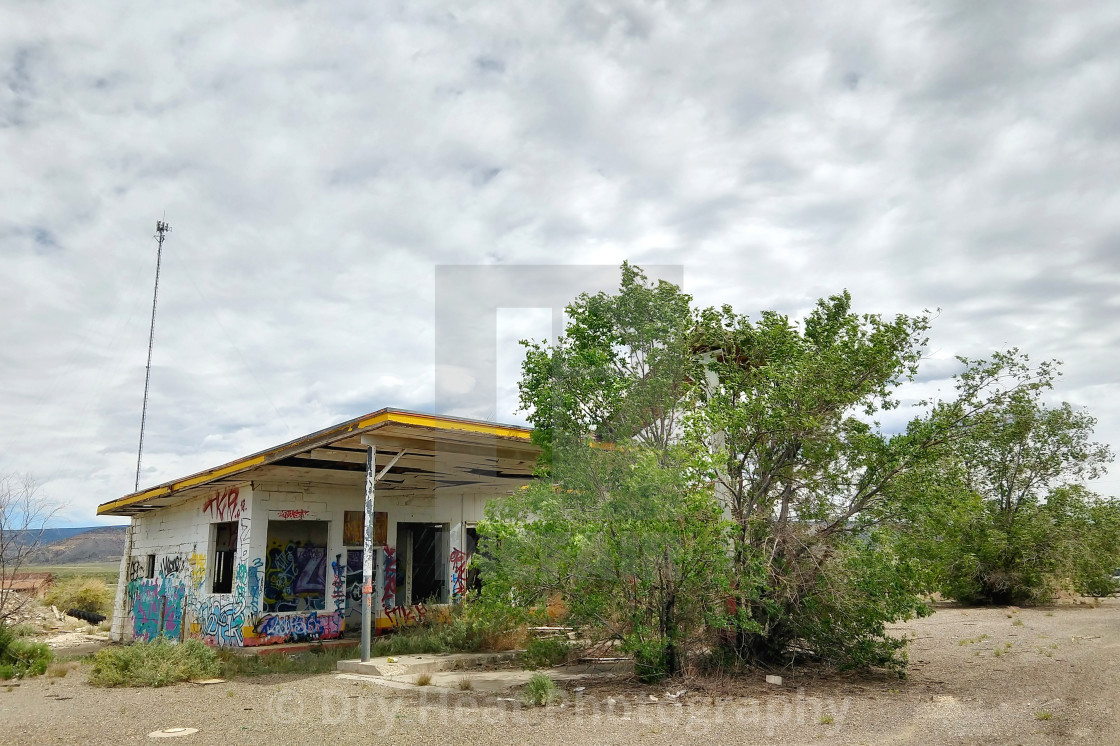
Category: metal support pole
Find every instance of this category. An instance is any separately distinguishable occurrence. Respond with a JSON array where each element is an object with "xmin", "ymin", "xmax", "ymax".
[
  {"xmin": 136, "ymin": 220, "xmax": 170, "ymax": 493},
  {"xmin": 360, "ymin": 443, "xmax": 376, "ymax": 662}
]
